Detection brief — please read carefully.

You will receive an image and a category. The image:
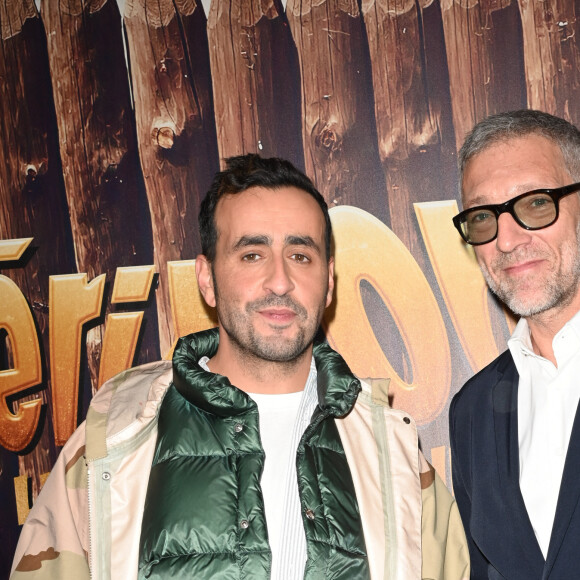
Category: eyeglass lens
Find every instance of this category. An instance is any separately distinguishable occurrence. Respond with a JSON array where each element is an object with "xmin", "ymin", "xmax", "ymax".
[{"xmin": 461, "ymin": 193, "xmax": 557, "ymax": 244}]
